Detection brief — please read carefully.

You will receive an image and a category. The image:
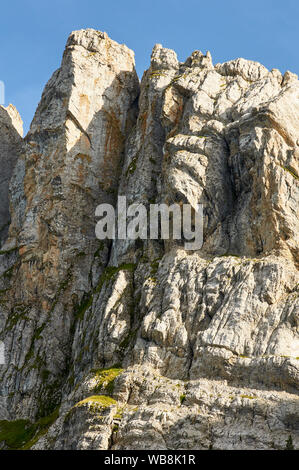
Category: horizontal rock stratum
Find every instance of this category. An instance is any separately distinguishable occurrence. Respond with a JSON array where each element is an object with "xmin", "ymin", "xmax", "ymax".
[{"xmin": 0, "ymin": 29, "xmax": 298, "ymax": 450}]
